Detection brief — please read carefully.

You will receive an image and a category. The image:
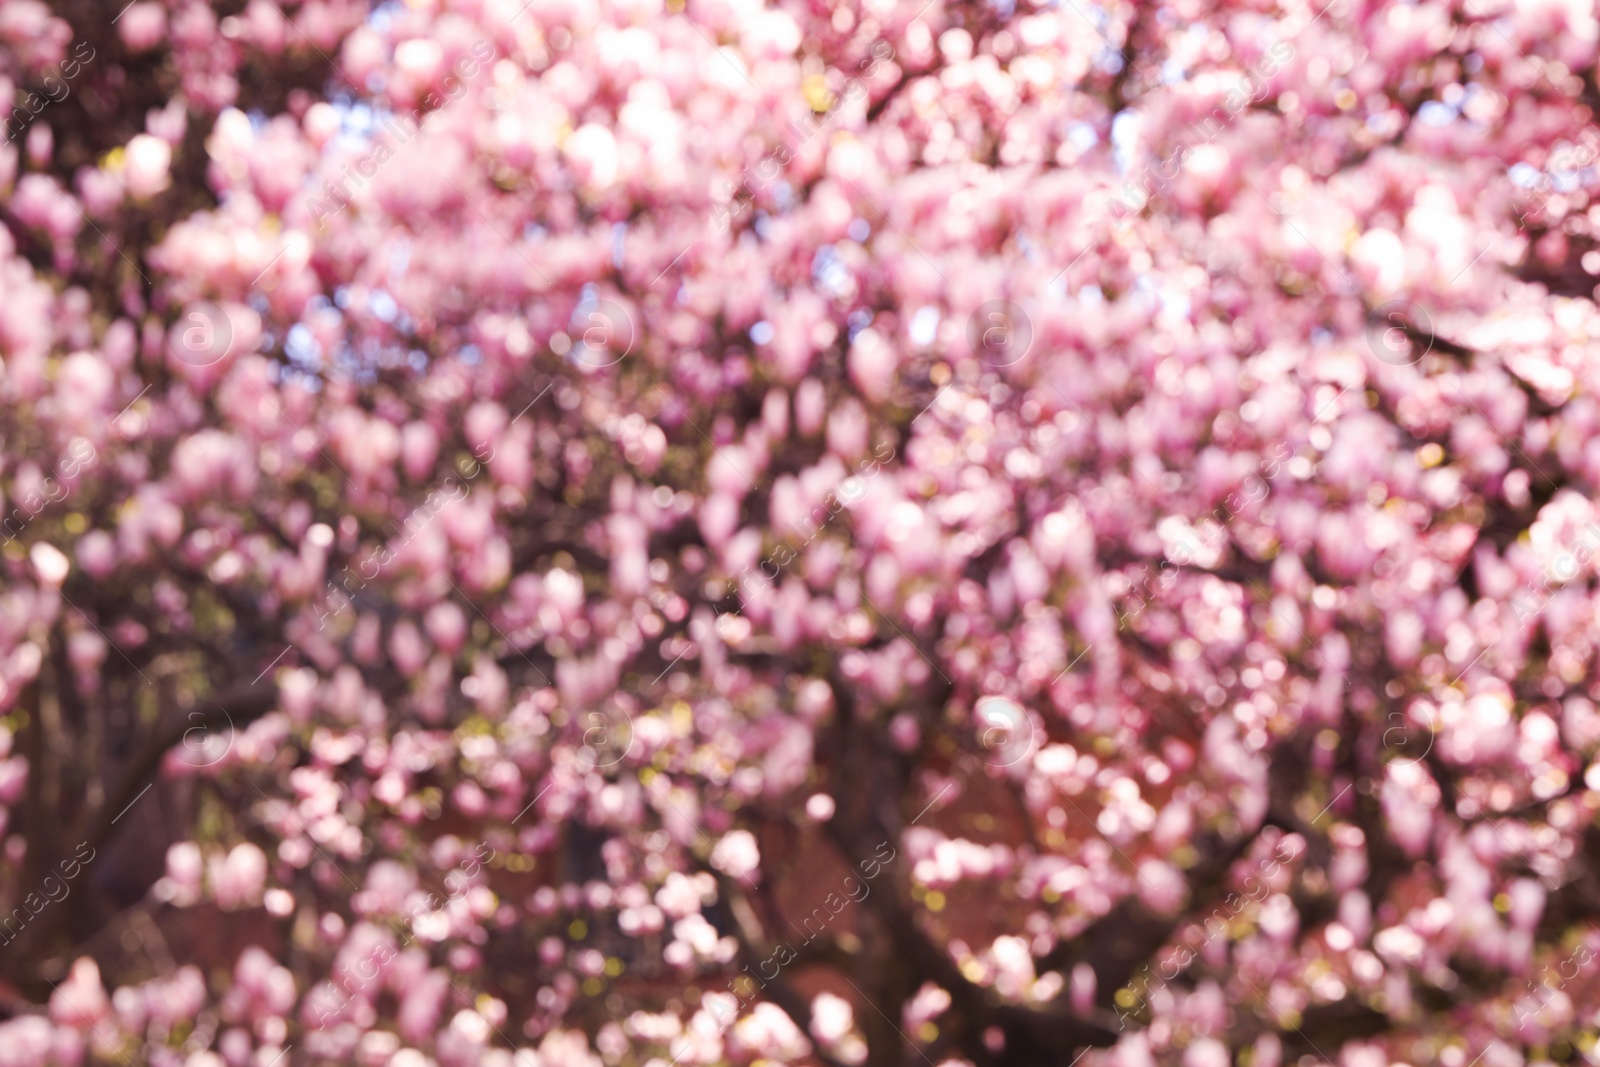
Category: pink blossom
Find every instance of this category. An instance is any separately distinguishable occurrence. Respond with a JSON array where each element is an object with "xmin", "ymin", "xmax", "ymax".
[
  {"xmin": 49, "ymin": 958, "xmax": 109, "ymax": 1028},
  {"xmin": 118, "ymin": 3, "xmax": 166, "ymax": 50},
  {"xmin": 211, "ymin": 843, "xmax": 268, "ymax": 910},
  {"xmin": 0, "ymin": 4, "xmax": 1595, "ymax": 1065},
  {"xmin": 124, "ymin": 134, "xmax": 172, "ymax": 199},
  {"xmin": 709, "ymin": 829, "xmax": 760, "ymax": 880},
  {"xmin": 810, "ymin": 993, "xmax": 853, "ymax": 1045}
]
